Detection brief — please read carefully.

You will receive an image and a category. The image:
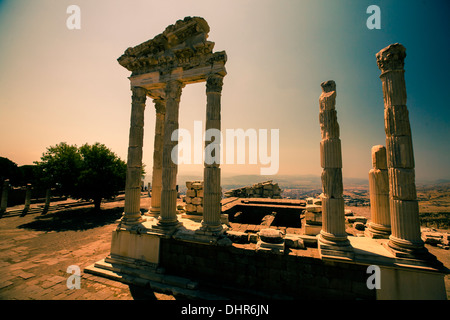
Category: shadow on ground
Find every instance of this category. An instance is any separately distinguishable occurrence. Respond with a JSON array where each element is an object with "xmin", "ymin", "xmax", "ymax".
[{"xmin": 17, "ymin": 206, "xmax": 124, "ymax": 232}]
